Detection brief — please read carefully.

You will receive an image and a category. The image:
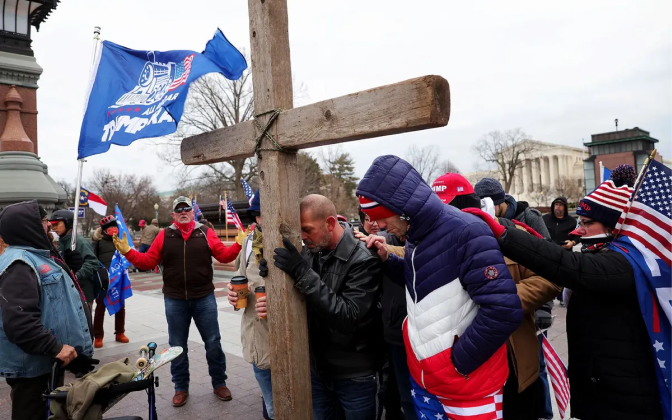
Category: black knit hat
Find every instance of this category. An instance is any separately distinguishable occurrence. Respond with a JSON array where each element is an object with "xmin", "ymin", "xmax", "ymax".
[{"xmin": 474, "ymin": 178, "xmax": 506, "ymax": 205}]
